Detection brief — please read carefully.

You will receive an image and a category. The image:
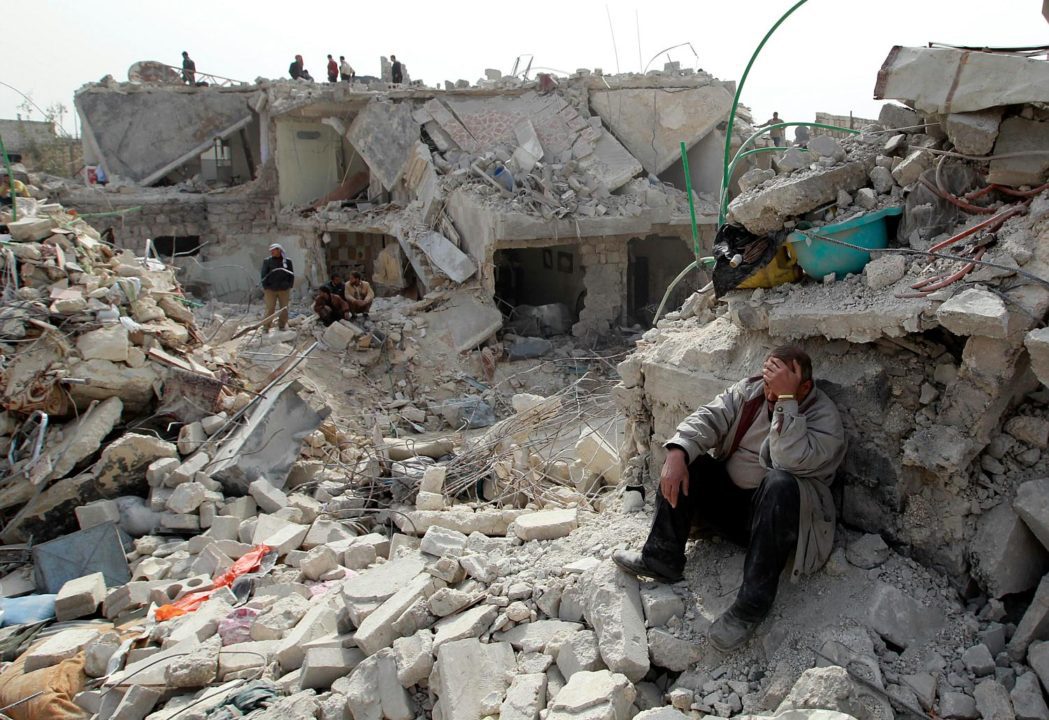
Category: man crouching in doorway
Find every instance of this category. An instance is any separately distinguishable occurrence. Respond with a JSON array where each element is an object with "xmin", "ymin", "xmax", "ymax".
[{"xmin": 613, "ymin": 345, "xmax": 846, "ymax": 651}]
